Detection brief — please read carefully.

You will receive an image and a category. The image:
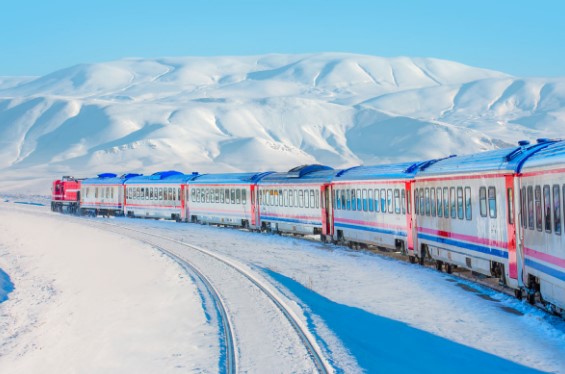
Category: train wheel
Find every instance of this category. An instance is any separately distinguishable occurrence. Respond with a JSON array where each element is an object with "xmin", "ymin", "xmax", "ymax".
[
  {"xmin": 444, "ymin": 263, "xmax": 453, "ymax": 274},
  {"xmin": 409, "ymin": 256, "xmax": 416, "ymax": 264},
  {"xmin": 514, "ymin": 289, "xmax": 523, "ymax": 300},
  {"xmin": 527, "ymin": 292, "xmax": 536, "ymax": 305},
  {"xmin": 435, "ymin": 261, "xmax": 443, "ymax": 272}
]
